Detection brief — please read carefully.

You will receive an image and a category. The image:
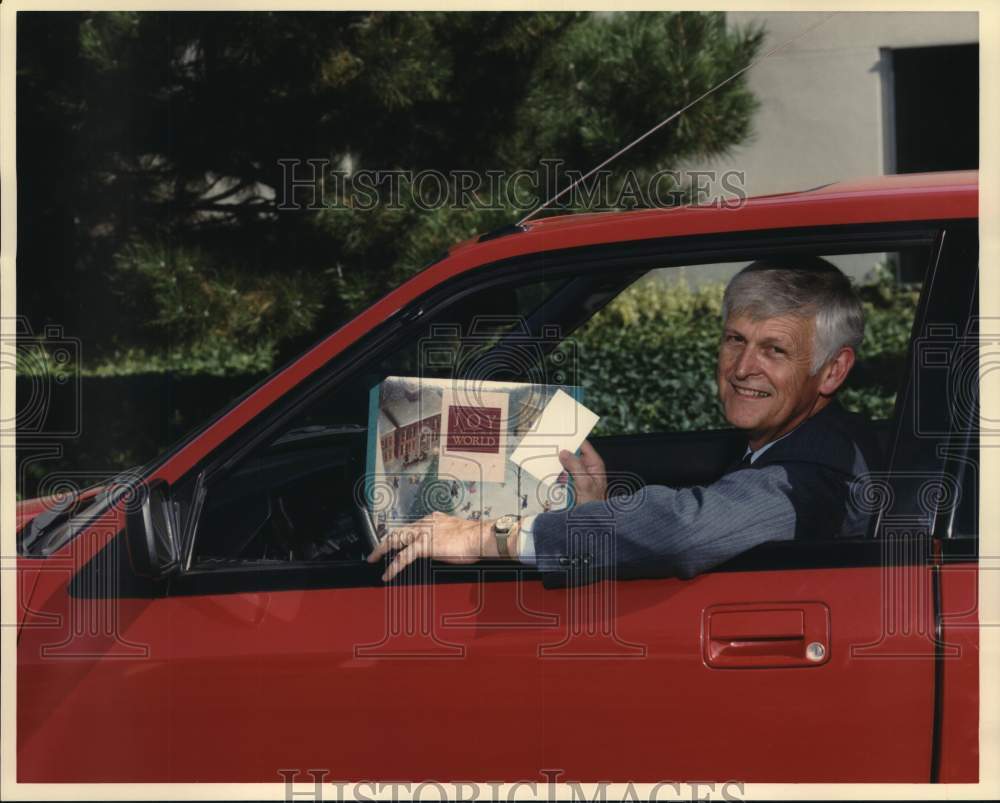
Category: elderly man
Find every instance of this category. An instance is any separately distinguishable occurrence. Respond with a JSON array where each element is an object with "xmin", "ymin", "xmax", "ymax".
[{"xmin": 369, "ymin": 258, "xmax": 882, "ymax": 582}]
